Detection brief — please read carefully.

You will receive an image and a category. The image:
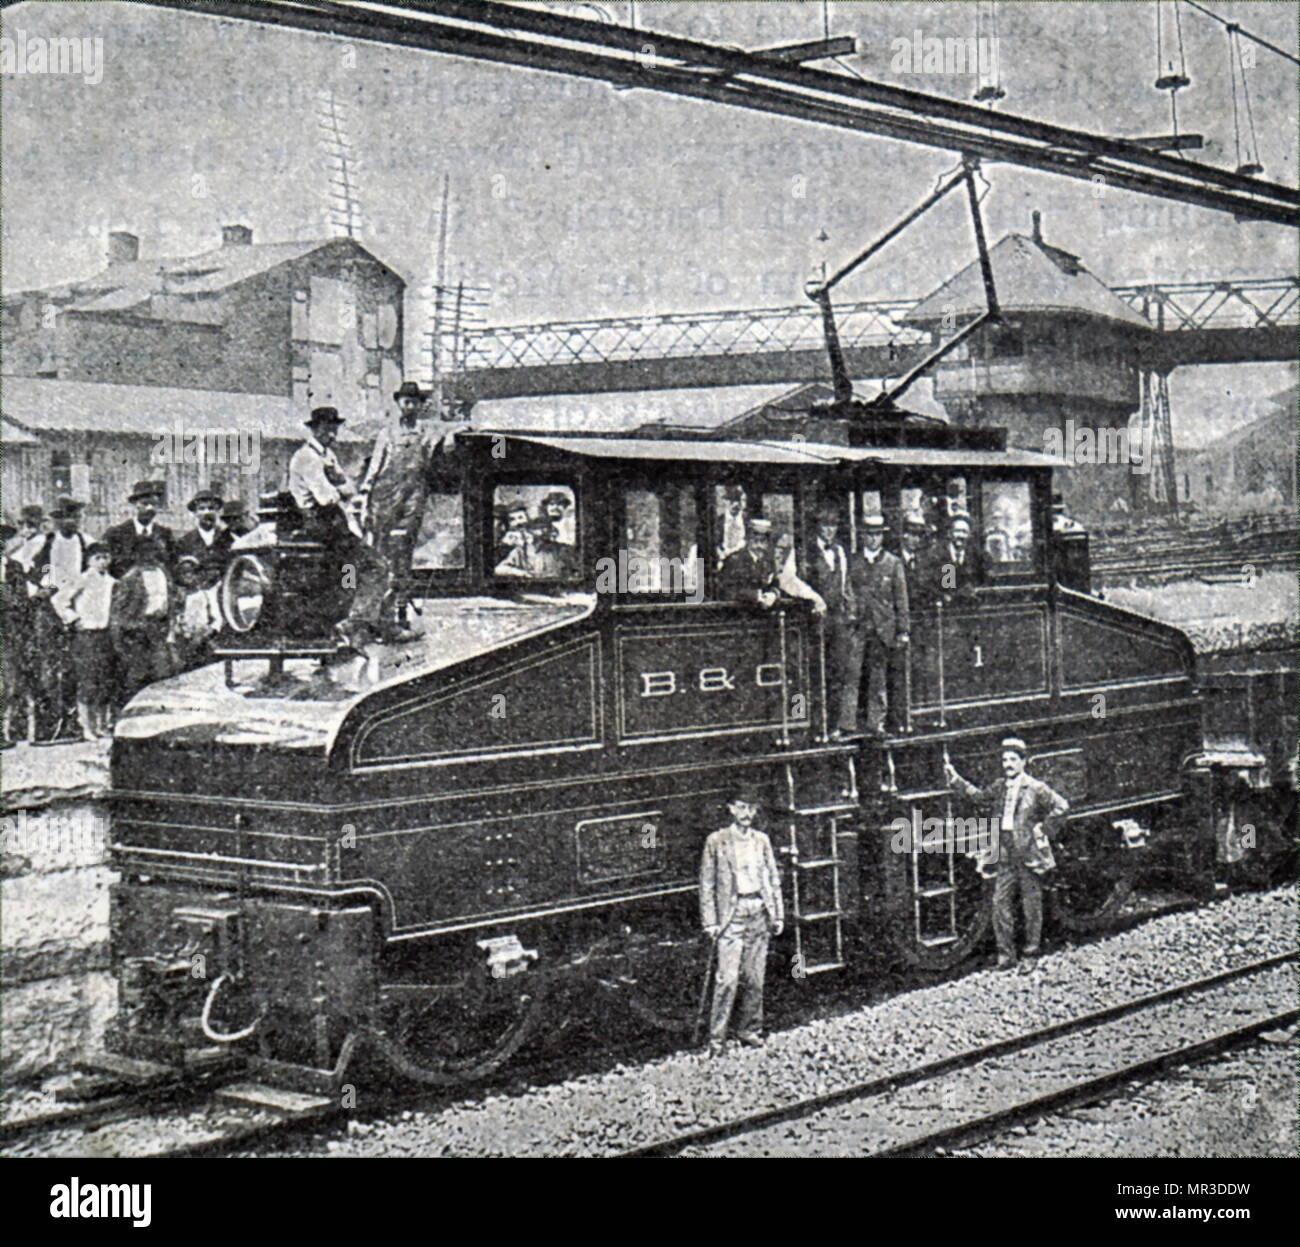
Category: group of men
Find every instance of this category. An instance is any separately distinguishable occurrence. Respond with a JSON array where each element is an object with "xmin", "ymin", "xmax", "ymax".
[
  {"xmin": 718, "ymin": 504, "xmax": 979, "ymax": 740},
  {"xmin": 701, "ymin": 736, "xmax": 1070, "ymax": 1052},
  {"xmin": 286, "ymin": 380, "xmax": 466, "ymax": 648},
  {"xmin": 492, "ymin": 491, "xmax": 577, "ymax": 579},
  {"xmin": 1, "ymin": 482, "xmax": 256, "ymax": 745}
]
